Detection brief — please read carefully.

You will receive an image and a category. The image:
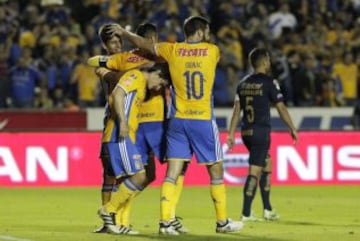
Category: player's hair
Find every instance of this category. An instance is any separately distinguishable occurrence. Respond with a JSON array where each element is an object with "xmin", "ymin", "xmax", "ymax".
[
  {"xmin": 249, "ymin": 48, "xmax": 269, "ymax": 68},
  {"xmin": 98, "ymin": 23, "xmax": 123, "ymax": 45},
  {"xmin": 183, "ymin": 16, "xmax": 210, "ymax": 38},
  {"xmin": 136, "ymin": 22, "xmax": 157, "ymax": 38}
]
